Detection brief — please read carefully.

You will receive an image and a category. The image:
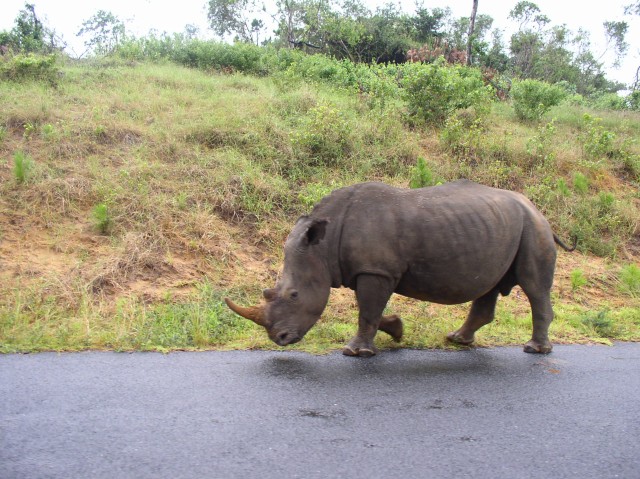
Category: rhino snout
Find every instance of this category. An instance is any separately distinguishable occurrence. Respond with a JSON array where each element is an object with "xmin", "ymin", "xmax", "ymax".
[{"xmin": 273, "ymin": 331, "xmax": 301, "ymax": 346}]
